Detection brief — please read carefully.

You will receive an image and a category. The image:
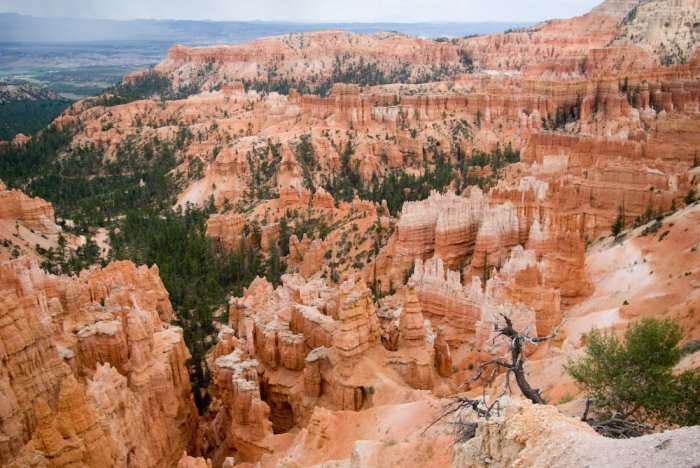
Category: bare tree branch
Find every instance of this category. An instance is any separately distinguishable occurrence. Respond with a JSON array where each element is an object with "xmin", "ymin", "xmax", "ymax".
[
  {"xmin": 529, "ymin": 318, "xmax": 568, "ymax": 343},
  {"xmin": 429, "ymin": 316, "xmax": 567, "ymax": 439},
  {"xmin": 580, "ymin": 398, "xmax": 654, "ymax": 438}
]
